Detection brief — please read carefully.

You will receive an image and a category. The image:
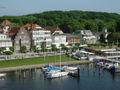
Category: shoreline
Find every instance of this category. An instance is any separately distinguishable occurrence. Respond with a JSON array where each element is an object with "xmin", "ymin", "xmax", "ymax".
[{"xmin": 0, "ymin": 60, "xmax": 94, "ymax": 72}]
